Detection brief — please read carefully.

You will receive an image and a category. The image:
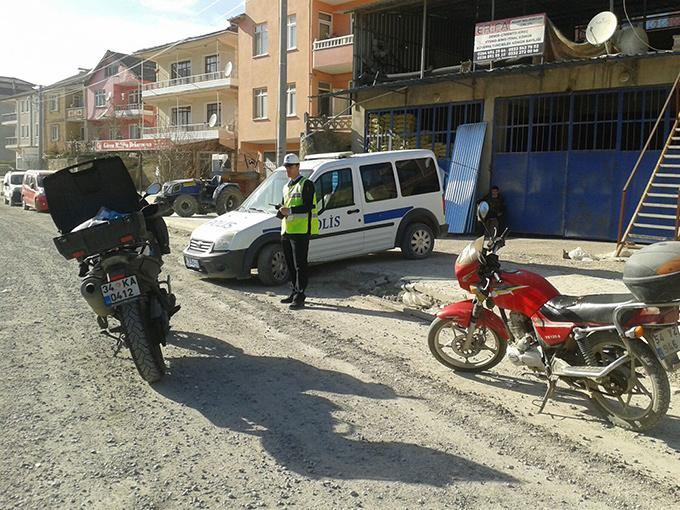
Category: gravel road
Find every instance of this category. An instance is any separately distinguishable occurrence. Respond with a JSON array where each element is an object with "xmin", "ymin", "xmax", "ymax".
[{"xmin": 1, "ymin": 204, "xmax": 679, "ymax": 510}]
